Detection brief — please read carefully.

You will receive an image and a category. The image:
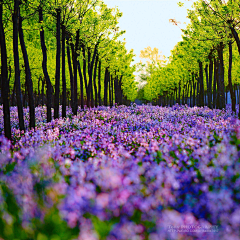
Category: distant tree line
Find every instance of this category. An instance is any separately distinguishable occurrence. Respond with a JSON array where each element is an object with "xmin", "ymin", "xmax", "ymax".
[{"xmin": 137, "ymin": 0, "xmax": 240, "ymax": 117}]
